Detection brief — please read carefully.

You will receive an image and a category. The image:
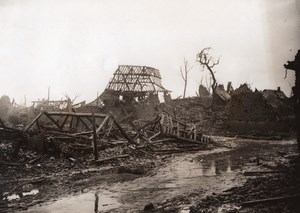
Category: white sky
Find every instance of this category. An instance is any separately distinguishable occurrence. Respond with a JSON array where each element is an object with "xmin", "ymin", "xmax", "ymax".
[{"xmin": 0, "ymin": 0, "xmax": 299, "ymax": 105}]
